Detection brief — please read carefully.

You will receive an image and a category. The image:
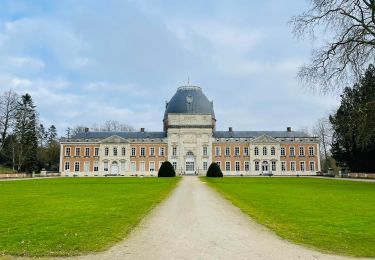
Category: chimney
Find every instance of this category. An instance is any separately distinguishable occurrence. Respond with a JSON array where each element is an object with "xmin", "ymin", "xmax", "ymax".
[
  {"xmin": 229, "ymin": 127, "xmax": 233, "ymax": 132},
  {"xmin": 287, "ymin": 127, "xmax": 292, "ymax": 132},
  {"xmin": 84, "ymin": 127, "xmax": 89, "ymax": 133},
  {"xmin": 140, "ymin": 128, "xmax": 145, "ymax": 132}
]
